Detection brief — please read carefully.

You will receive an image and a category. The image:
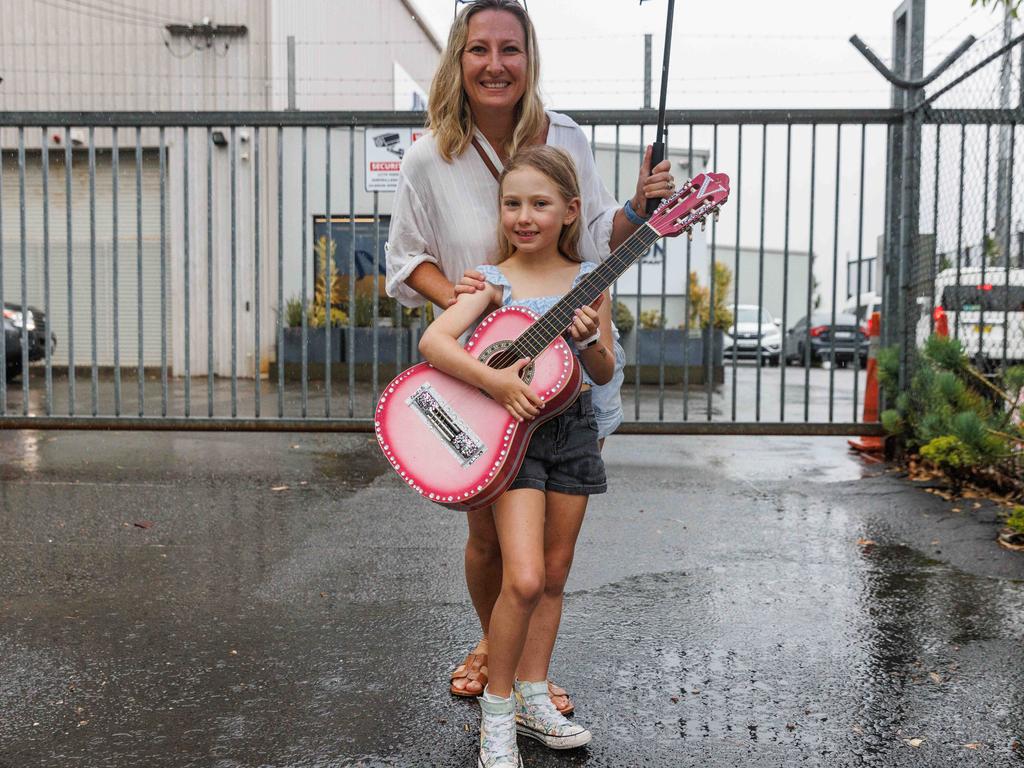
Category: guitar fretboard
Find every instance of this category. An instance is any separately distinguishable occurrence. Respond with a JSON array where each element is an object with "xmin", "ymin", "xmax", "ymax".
[{"xmin": 505, "ymin": 223, "xmax": 662, "ymax": 360}]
